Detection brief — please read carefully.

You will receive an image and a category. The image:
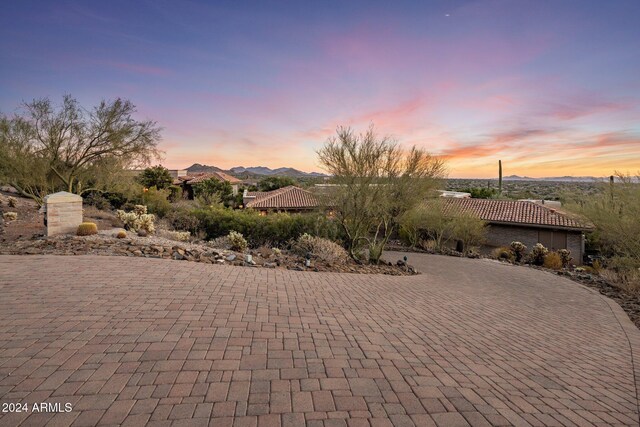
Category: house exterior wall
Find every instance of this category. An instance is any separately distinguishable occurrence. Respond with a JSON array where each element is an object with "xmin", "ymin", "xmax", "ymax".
[{"xmin": 485, "ymin": 224, "xmax": 584, "ymax": 264}]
